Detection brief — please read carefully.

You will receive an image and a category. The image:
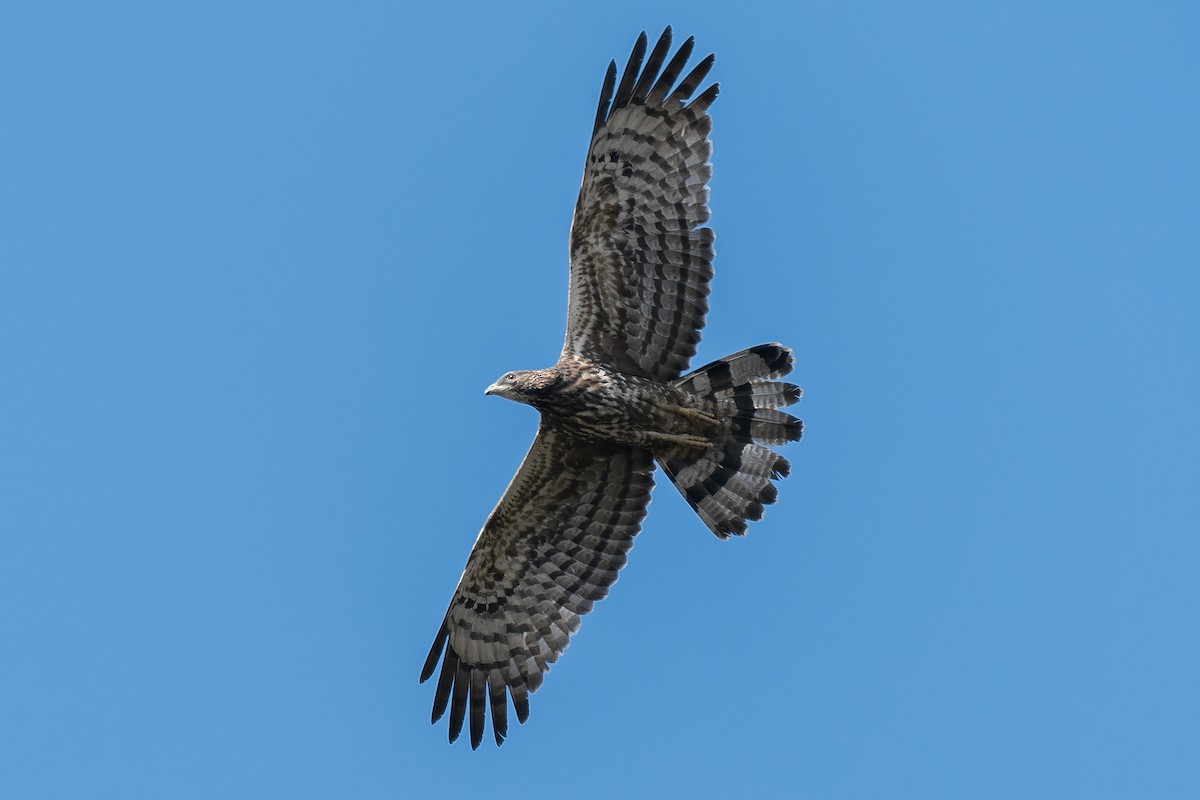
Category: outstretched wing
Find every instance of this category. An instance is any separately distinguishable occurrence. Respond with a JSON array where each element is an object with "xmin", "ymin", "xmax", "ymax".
[
  {"xmin": 420, "ymin": 422, "xmax": 655, "ymax": 748},
  {"xmin": 564, "ymin": 27, "xmax": 718, "ymax": 381}
]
